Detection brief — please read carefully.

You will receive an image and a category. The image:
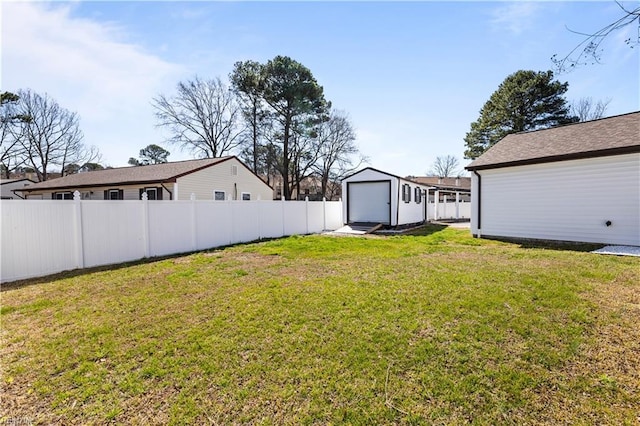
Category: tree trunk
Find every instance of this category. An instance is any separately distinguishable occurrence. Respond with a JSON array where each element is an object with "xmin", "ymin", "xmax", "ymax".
[
  {"xmin": 252, "ymin": 101, "xmax": 258, "ymax": 173},
  {"xmin": 282, "ymin": 114, "xmax": 291, "ymax": 200}
]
